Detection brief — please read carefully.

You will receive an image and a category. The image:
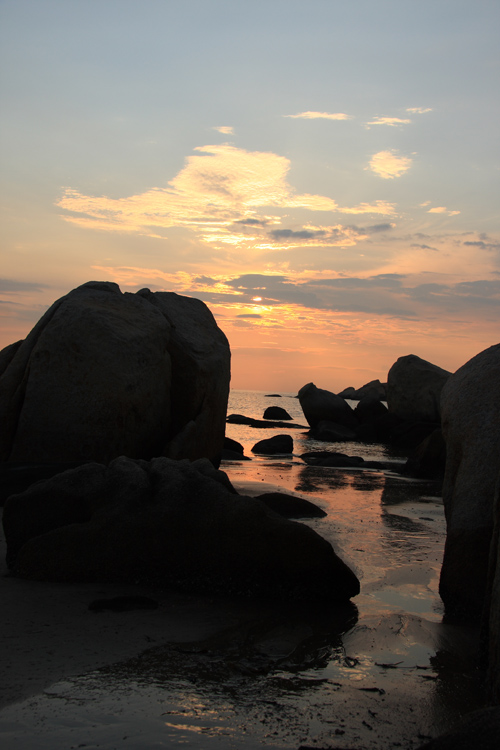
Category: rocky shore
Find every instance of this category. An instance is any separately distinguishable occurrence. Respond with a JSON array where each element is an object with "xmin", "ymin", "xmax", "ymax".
[{"xmin": 0, "ymin": 282, "xmax": 499, "ymax": 748}]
